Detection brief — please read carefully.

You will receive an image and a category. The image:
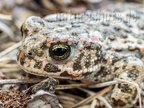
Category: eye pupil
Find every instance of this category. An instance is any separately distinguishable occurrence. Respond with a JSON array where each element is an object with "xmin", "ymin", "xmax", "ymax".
[
  {"xmin": 49, "ymin": 44, "xmax": 71, "ymax": 61},
  {"xmin": 53, "ymin": 48, "xmax": 67, "ymax": 56}
]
